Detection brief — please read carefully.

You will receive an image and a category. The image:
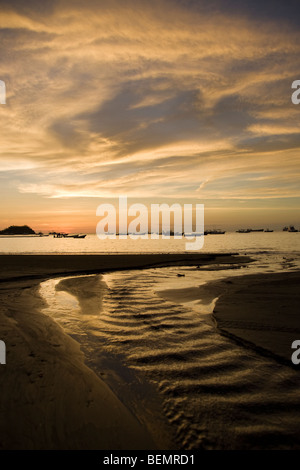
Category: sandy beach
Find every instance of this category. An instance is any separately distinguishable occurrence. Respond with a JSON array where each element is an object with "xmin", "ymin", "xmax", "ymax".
[
  {"xmin": 0, "ymin": 252, "xmax": 248, "ymax": 450},
  {"xmin": 1, "ymin": 253, "xmax": 300, "ymax": 449},
  {"xmin": 160, "ymin": 269, "xmax": 300, "ymax": 364},
  {"xmin": 211, "ymin": 271, "xmax": 300, "ymax": 364},
  {"xmin": 0, "ymin": 252, "xmax": 249, "ymax": 281},
  {"xmin": 0, "ymin": 278, "xmax": 159, "ymax": 449}
]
